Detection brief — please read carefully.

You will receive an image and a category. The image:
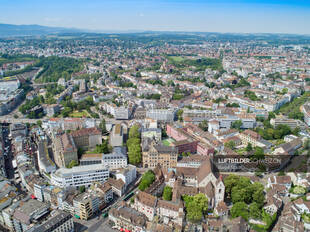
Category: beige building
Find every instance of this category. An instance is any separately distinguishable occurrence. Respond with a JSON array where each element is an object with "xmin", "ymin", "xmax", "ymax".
[
  {"xmin": 73, "ymin": 192, "xmax": 100, "ymax": 220},
  {"xmin": 142, "ymin": 141, "xmax": 178, "ymax": 169},
  {"xmin": 53, "ymin": 133, "xmax": 78, "ymax": 168},
  {"xmin": 239, "ymin": 129, "xmax": 263, "ymax": 147}
]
